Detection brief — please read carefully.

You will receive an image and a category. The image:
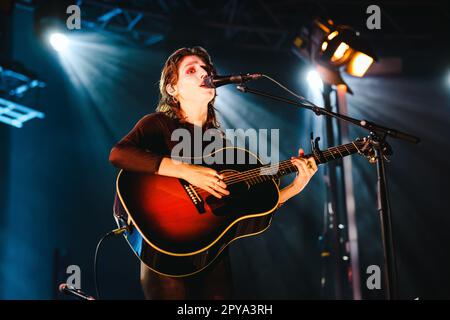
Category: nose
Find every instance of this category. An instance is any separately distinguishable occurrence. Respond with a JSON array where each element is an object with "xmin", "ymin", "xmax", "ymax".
[{"xmin": 199, "ymin": 66, "xmax": 209, "ymax": 80}]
